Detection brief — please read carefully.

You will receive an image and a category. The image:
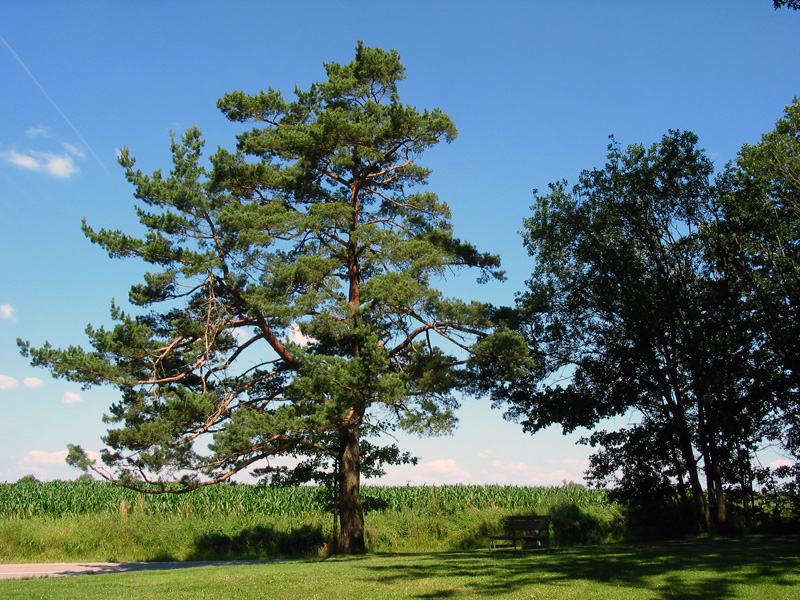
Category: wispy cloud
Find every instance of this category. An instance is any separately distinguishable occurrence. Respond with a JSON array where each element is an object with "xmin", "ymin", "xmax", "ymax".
[
  {"xmin": 491, "ymin": 459, "xmax": 530, "ymax": 473},
  {"xmin": 380, "ymin": 458, "xmax": 472, "ymax": 485},
  {"xmin": 0, "ymin": 375, "xmax": 45, "ymax": 390},
  {"xmin": 62, "ymin": 391, "xmax": 83, "ymax": 404},
  {"xmin": 0, "ymin": 304, "xmax": 16, "ymax": 322},
  {"xmin": 287, "ymin": 322, "xmax": 318, "ymax": 347},
  {"xmin": 770, "ymin": 459, "xmax": 794, "ymax": 469},
  {"xmin": 418, "ymin": 459, "xmax": 471, "ymax": 482},
  {"xmin": 0, "ymin": 35, "xmax": 110, "ymax": 176},
  {"xmin": 477, "ymin": 456, "xmax": 590, "ymax": 486},
  {"xmin": 62, "ymin": 141, "xmax": 85, "ymax": 158},
  {"xmin": 231, "ymin": 327, "xmax": 251, "ymax": 344},
  {"xmin": 4, "ymin": 148, "xmax": 79, "ymax": 178},
  {"xmin": 25, "ymin": 125, "xmax": 51, "ymax": 138},
  {"xmin": 18, "ymin": 448, "xmax": 101, "ymax": 479},
  {"xmin": 0, "ymin": 375, "xmax": 19, "ymax": 390},
  {"xmin": 20, "ymin": 449, "xmax": 68, "ymax": 466},
  {"xmin": 557, "ymin": 458, "xmax": 590, "ymax": 469}
]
